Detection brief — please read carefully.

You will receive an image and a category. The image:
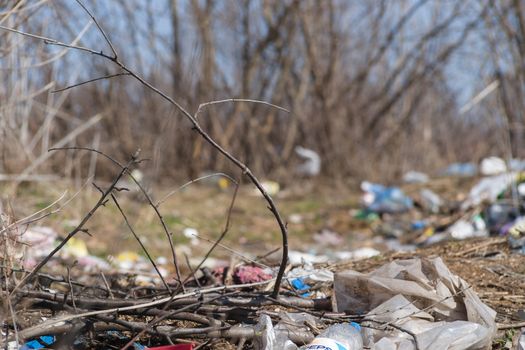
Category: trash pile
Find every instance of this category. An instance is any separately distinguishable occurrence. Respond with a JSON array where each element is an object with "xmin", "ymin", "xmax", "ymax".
[
  {"xmin": 3, "ymin": 156, "xmax": 525, "ymax": 349},
  {"xmin": 356, "ymin": 157, "xmax": 525, "ymax": 256},
  {"xmin": 0, "ymin": 240, "xmax": 500, "ymax": 350}
]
